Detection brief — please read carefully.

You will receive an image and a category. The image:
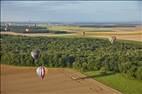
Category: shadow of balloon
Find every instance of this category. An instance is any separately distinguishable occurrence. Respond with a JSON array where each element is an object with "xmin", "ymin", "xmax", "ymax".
[{"xmin": 75, "ymin": 72, "xmax": 115, "ymax": 80}]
